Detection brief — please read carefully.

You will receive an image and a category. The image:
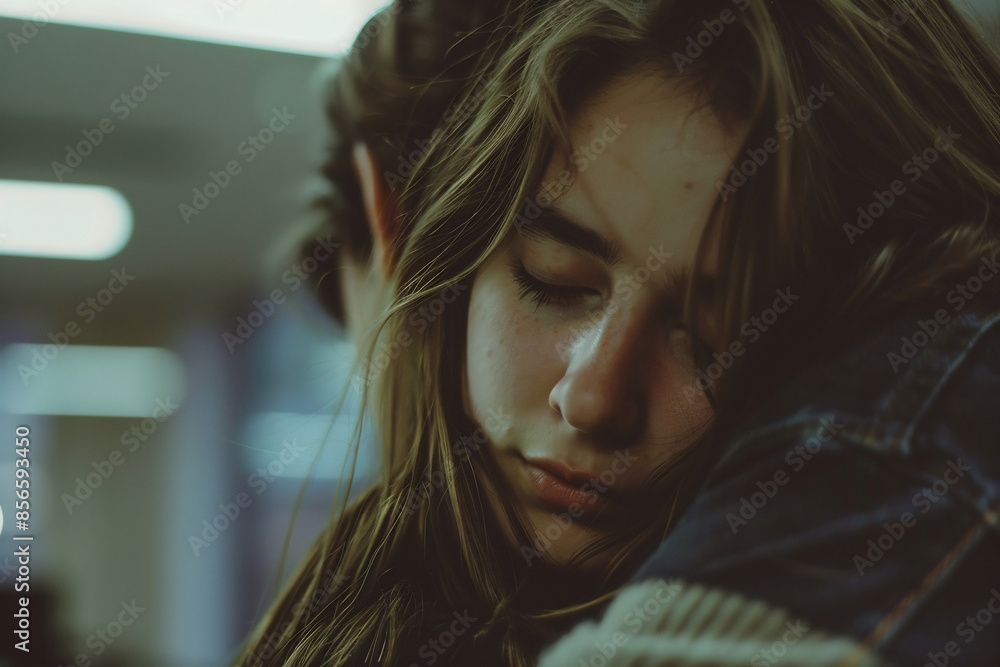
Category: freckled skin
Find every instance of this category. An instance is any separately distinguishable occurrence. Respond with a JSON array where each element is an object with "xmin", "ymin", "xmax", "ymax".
[{"xmin": 464, "ymin": 71, "xmax": 746, "ymax": 570}]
